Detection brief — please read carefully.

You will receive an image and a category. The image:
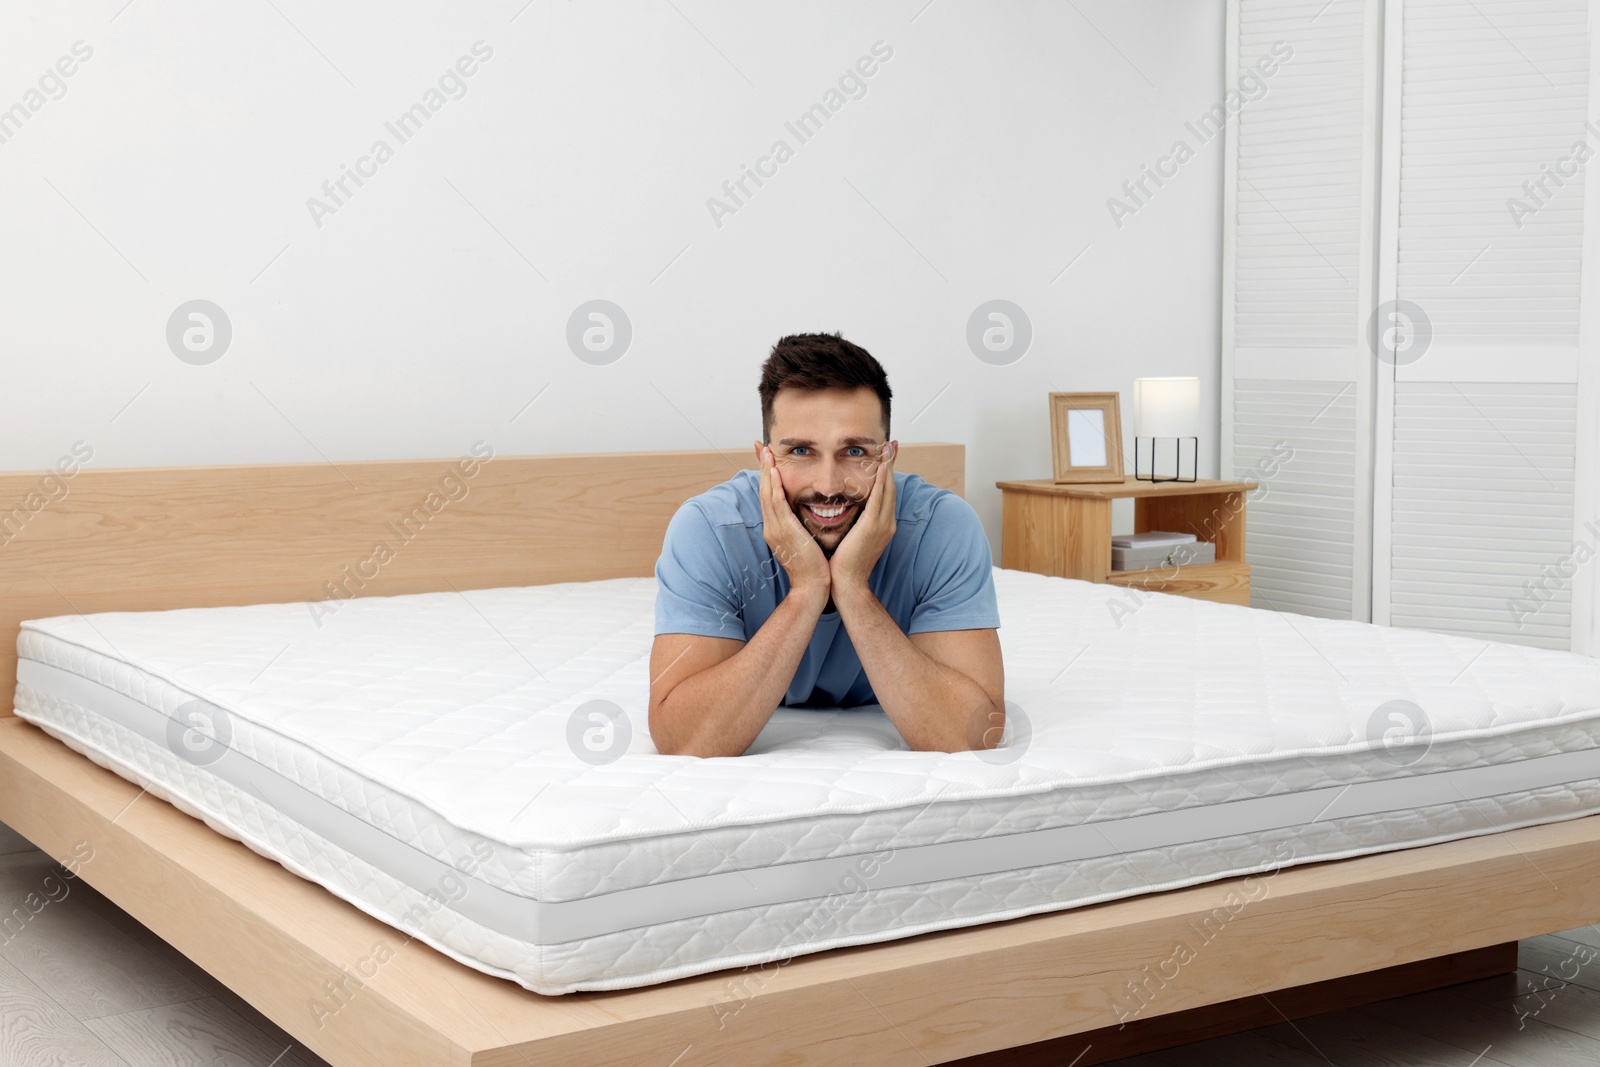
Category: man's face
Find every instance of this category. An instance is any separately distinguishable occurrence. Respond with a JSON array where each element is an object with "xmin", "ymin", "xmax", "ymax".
[{"xmin": 761, "ymin": 387, "xmax": 893, "ymax": 557}]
